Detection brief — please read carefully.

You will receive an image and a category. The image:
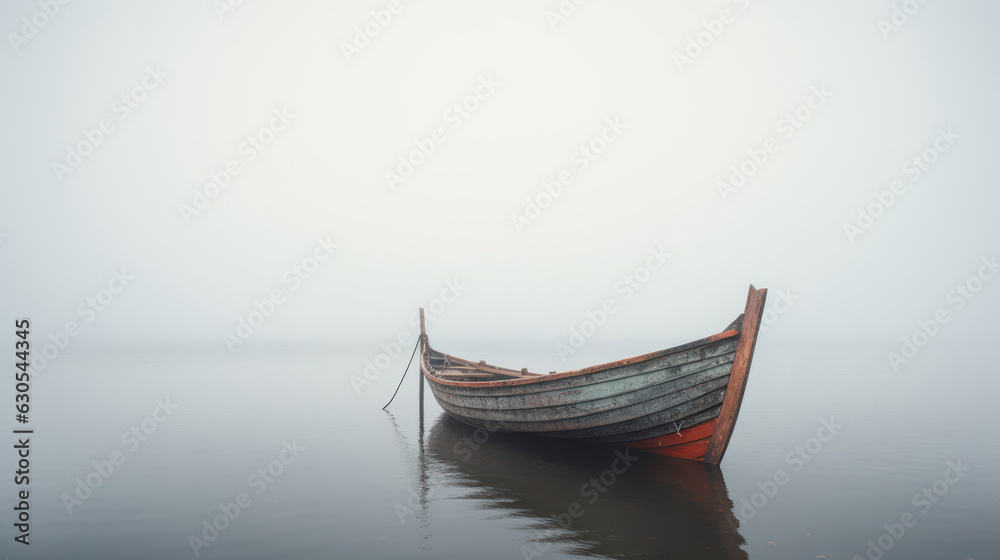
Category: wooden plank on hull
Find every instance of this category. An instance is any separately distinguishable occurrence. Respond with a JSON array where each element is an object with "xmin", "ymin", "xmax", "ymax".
[
  {"xmin": 588, "ymin": 406, "xmax": 723, "ymax": 444},
  {"xmin": 550, "ymin": 387, "xmax": 727, "ymax": 439},
  {"xmin": 437, "ymin": 371, "xmax": 498, "ymax": 379},
  {"xmin": 430, "ymin": 358, "xmax": 735, "ymax": 419},
  {"xmin": 430, "ymin": 336, "xmax": 740, "ymax": 398},
  {"xmin": 435, "ymin": 382, "xmax": 728, "ymax": 436}
]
